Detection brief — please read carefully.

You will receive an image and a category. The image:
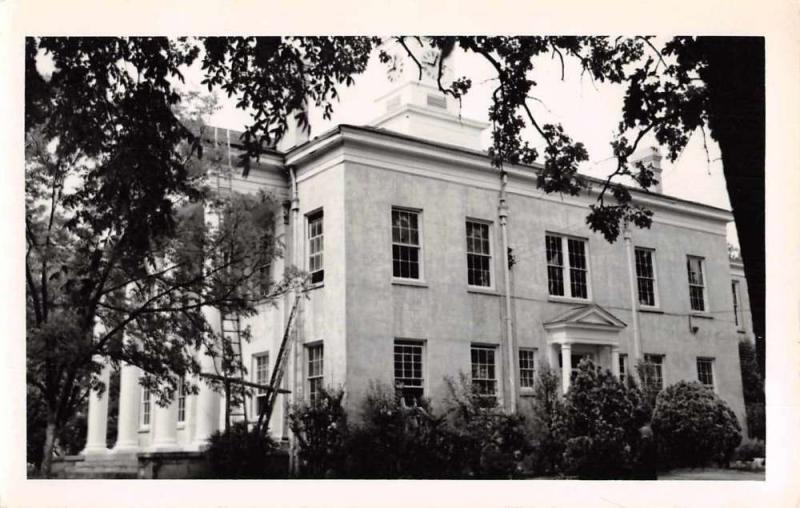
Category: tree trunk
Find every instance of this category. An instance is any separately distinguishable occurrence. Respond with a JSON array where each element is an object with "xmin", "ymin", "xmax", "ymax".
[
  {"xmin": 40, "ymin": 418, "xmax": 58, "ymax": 478},
  {"xmin": 700, "ymin": 37, "xmax": 766, "ymax": 376}
]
